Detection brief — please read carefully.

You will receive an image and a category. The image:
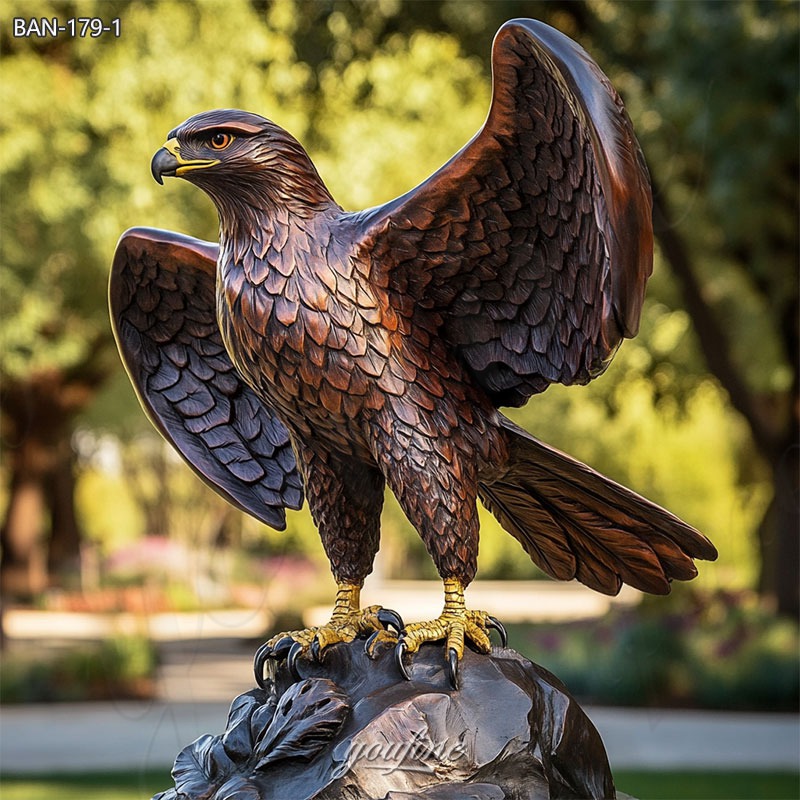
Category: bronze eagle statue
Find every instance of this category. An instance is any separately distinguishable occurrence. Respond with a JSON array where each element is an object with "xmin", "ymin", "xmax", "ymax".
[{"xmin": 110, "ymin": 19, "xmax": 716, "ymax": 688}]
